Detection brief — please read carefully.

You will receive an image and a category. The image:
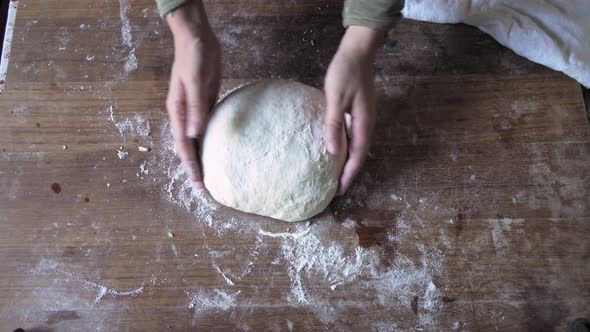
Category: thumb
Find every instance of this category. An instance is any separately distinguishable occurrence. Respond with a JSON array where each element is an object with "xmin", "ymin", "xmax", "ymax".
[{"xmin": 324, "ymin": 91, "xmax": 346, "ymax": 155}]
